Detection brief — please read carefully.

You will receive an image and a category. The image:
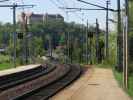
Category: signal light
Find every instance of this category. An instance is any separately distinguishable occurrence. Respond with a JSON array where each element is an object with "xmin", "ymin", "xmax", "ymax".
[{"xmin": 17, "ymin": 32, "xmax": 23, "ymax": 39}]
